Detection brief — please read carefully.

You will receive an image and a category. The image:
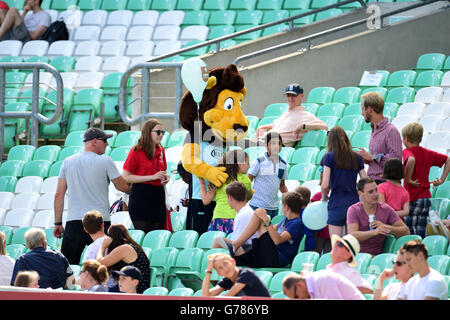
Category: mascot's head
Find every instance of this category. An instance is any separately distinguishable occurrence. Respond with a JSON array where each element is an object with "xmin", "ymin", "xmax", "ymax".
[{"xmin": 179, "ymin": 64, "xmax": 249, "ymax": 142}]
